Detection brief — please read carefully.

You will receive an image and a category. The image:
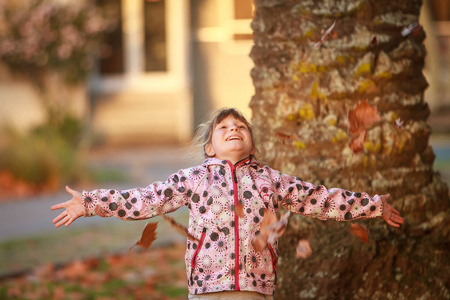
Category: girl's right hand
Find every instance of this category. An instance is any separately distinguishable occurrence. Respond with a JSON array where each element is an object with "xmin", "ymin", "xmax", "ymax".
[{"xmin": 51, "ymin": 186, "xmax": 85, "ymax": 228}]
